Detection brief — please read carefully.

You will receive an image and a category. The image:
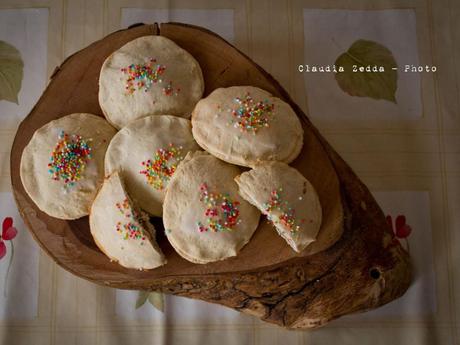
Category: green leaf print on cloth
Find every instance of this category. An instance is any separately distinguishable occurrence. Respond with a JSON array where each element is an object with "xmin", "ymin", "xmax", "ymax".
[
  {"xmin": 0, "ymin": 40, "xmax": 24, "ymax": 104},
  {"xmin": 136, "ymin": 291, "xmax": 165, "ymax": 312},
  {"xmin": 335, "ymin": 39, "xmax": 398, "ymax": 103}
]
